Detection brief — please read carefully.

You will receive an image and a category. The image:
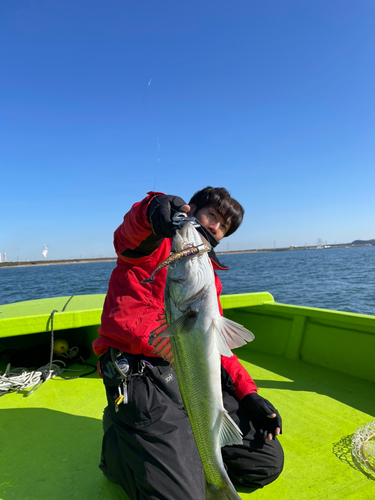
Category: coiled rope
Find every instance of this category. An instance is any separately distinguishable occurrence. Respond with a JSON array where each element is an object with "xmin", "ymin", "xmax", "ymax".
[{"xmin": 0, "ymin": 295, "xmax": 96, "ymax": 397}]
